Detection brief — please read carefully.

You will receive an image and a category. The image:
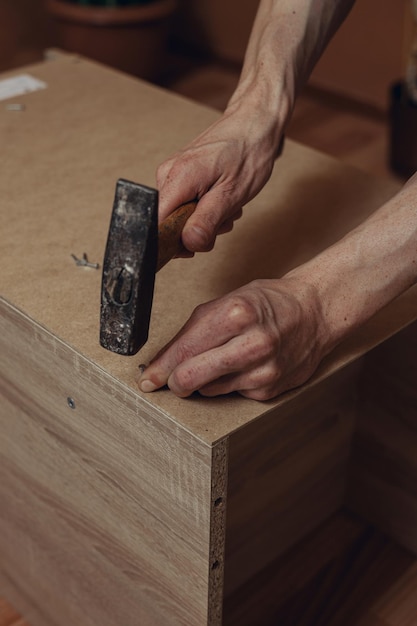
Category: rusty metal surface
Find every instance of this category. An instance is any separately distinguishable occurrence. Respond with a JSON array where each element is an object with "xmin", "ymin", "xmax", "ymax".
[{"xmin": 100, "ymin": 179, "xmax": 158, "ymax": 356}]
